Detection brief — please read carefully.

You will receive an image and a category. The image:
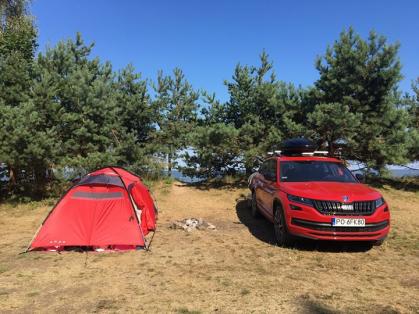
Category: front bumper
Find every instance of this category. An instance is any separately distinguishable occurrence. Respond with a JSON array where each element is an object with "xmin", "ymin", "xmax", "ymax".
[{"xmin": 285, "ymin": 202, "xmax": 390, "ymax": 241}]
